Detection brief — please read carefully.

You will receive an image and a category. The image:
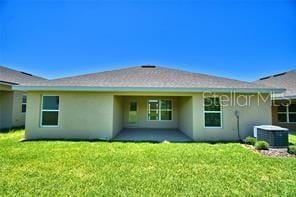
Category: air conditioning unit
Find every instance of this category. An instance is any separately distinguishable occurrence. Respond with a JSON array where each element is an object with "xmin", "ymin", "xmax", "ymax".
[{"xmin": 253, "ymin": 125, "xmax": 289, "ymax": 148}]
